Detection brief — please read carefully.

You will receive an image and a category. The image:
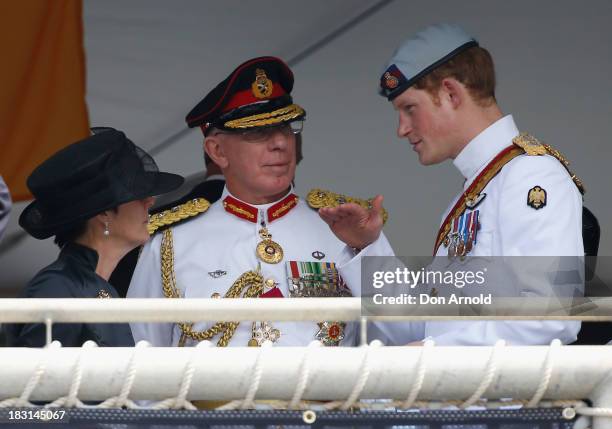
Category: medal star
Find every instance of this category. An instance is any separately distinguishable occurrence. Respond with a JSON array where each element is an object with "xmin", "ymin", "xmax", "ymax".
[
  {"xmin": 315, "ymin": 321, "xmax": 346, "ymax": 346},
  {"xmin": 253, "ymin": 322, "xmax": 281, "ymax": 346}
]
